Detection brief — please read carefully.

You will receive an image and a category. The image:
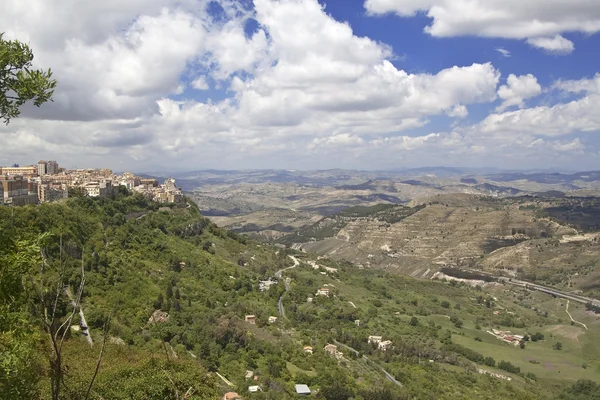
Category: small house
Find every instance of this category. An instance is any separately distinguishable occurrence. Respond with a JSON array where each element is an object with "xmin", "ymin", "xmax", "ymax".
[
  {"xmin": 245, "ymin": 315, "xmax": 256, "ymax": 324},
  {"xmin": 248, "ymin": 385, "xmax": 262, "ymax": 393},
  {"xmin": 378, "ymin": 340, "xmax": 393, "ymax": 351},
  {"xmin": 245, "ymin": 370, "xmax": 253, "ymax": 379},
  {"xmin": 268, "ymin": 316, "xmax": 278, "ymax": 324},
  {"xmin": 223, "ymin": 392, "xmax": 241, "ymax": 400},
  {"xmin": 355, "ymin": 320, "xmax": 360, "ymax": 327},
  {"xmin": 324, "ymin": 343, "xmax": 338, "ymax": 355},
  {"xmin": 295, "ymin": 384, "xmax": 311, "ymax": 395},
  {"xmin": 303, "ymin": 346, "xmax": 313, "ymax": 354},
  {"xmin": 368, "ymin": 335, "xmax": 382, "ymax": 344},
  {"xmin": 316, "ymin": 287, "xmax": 330, "ymax": 297}
]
